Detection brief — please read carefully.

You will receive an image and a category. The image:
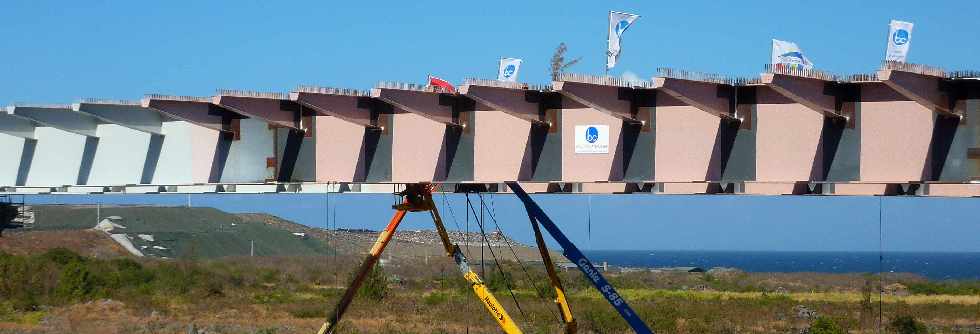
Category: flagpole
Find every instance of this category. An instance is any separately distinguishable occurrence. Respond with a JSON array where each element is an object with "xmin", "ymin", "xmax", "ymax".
[{"xmin": 605, "ymin": 11, "xmax": 610, "ymax": 76}]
